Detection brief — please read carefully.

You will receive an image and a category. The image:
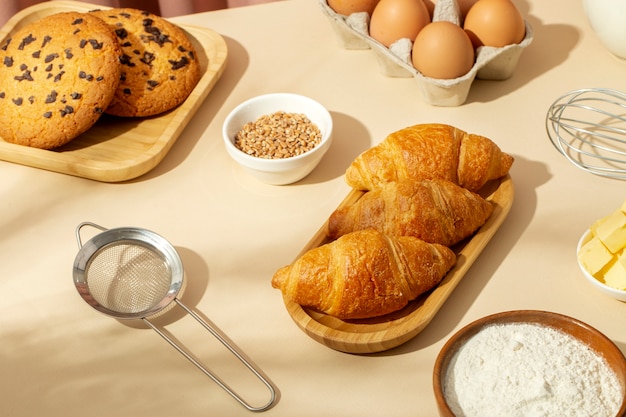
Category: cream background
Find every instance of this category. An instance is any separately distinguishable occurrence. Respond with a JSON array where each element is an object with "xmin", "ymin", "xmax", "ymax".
[{"xmin": 1, "ymin": 1, "xmax": 626, "ymax": 416}]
